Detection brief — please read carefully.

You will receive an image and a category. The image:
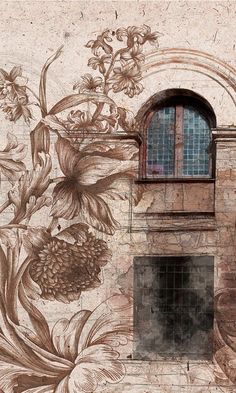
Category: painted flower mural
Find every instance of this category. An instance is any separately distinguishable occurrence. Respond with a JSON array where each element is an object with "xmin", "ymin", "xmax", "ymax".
[
  {"xmin": 0, "ymin": 295, "xmax": 132, "ymax": 392},
  {"xmin": 0, "ymin": 25, "xmax": 158, "ymax": 393}
]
